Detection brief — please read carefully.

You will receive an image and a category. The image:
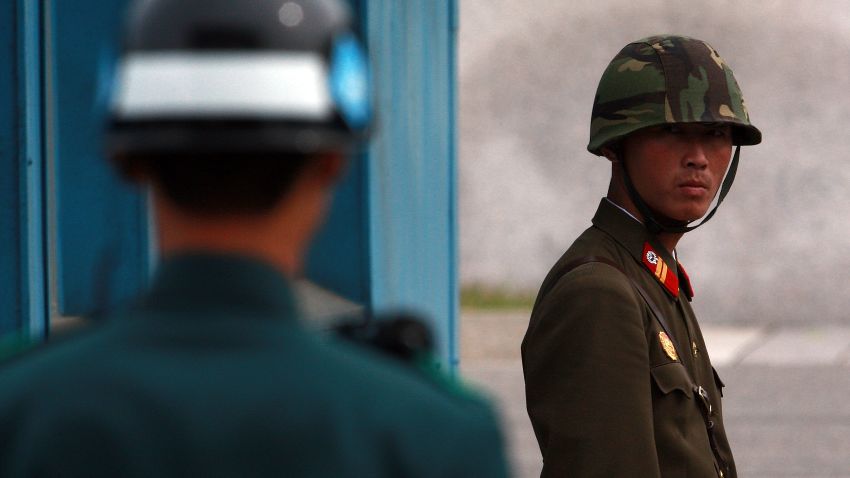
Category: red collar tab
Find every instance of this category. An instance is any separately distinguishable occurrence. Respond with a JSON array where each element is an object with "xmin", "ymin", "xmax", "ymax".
[
  {"xmin": 641, "ymin": 242, "xmax": 679, "ymax": 298},
  {"xmin": 678, "ymin": 262, "xmax": 694, "ymax": 300}
]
